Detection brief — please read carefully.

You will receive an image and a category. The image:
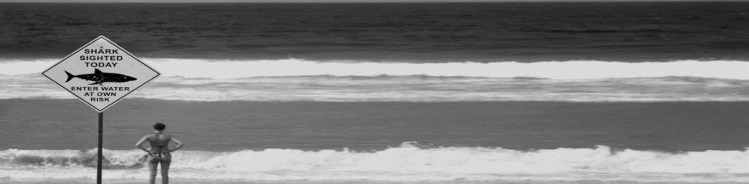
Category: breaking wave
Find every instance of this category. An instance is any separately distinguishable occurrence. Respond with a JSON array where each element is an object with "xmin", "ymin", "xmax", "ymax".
[
  {"xmin": 1, "ymin": 143, "xmax": 748, "ymax": 182},
  {"xmin": 1, "ymin": 58, "xmax": 749, "ymax": 80},
  {"xmin": 2, "ymin": 59, "xmax": 749, "ymax": 102}
]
